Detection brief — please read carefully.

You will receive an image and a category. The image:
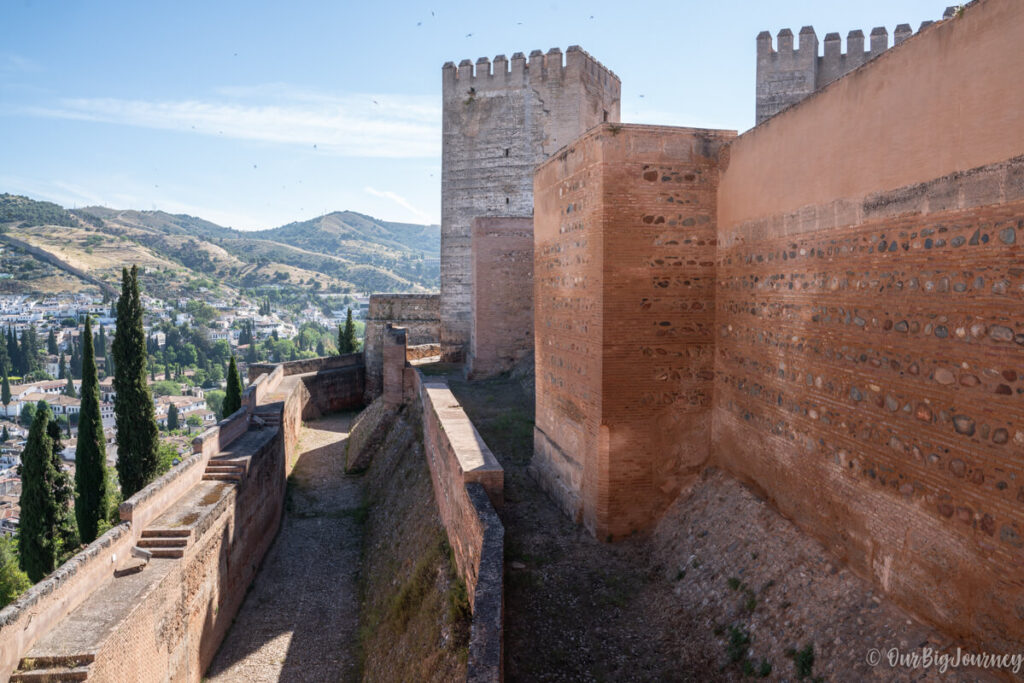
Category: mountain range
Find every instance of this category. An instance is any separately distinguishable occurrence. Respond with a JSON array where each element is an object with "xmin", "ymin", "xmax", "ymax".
[{"xmin": 0, "ymin": 193, "xmax": 439, "ymax": 299}]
